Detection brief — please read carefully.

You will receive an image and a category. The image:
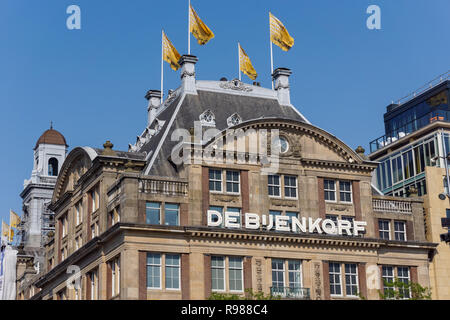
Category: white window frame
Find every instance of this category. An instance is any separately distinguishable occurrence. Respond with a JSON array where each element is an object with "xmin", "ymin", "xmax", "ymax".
[
  {"xmin": 165, "ymin": 254, "xmax": 181, "ymax": 291},
  {"xmin": 324, "ymin": 179, "xmax": 337, "ymax": 202},
  {"xmin": 228, "ymin": 257, "xmax": 244, "ymax": 293},
  {"xmin": 110, "ymin": 257, "xmax": 120, "ymax": 297},
  {"xmin": 211, "ymin": 256, "xmax": 226, "ymax": 292},
  {"xmin": 379, "ymin": 219, "xmax": 391, "ymax": 240},
  {"xmin": 397, "ymin": 266, "xmax": 411, "ymax": 299},
  {"xmin": 339, "ymin": 181, "xmax": 353, "ymax": 203},
  {"xmin": 164, "ymin": 204, "xmax": 180, "ymax": 227},
  {"xmin": 329, "ymin": 262, "xmax": 342, "ymax": 296},
  {"xmin": 146, "ymin": 253, "xmax": 162, "ymax": 289},
  {"xmin": 225, "ymin": 170, "xmax": 241, "ymax": 194},
  {"xmin": 75, "ymin": 201, "xmax": 83, "ymax": 226},
  {"xmin": 209, "ymin": 169, "xmax": 223, "ymax": 193},
  {"xmin": 284, "ymin": 175, "xmax": 298, "ymax": 199},
  {"xmin": 394, "ymin": 221, "xmax": 407, "ymax": 241},
  {"xmin": 287, "ymin": 259, "xmax": 302, "ymax": 289},
  {"xmin": 344, "ymin": 263, "xmax": 359, "ymax": 297},
  {"xmin": 268, "ymin": 175, "xmax": 281, "ymax": 198},
  {"xmin": 271, "ymin": 258, "xmax": 286, "ymax": 289}
]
